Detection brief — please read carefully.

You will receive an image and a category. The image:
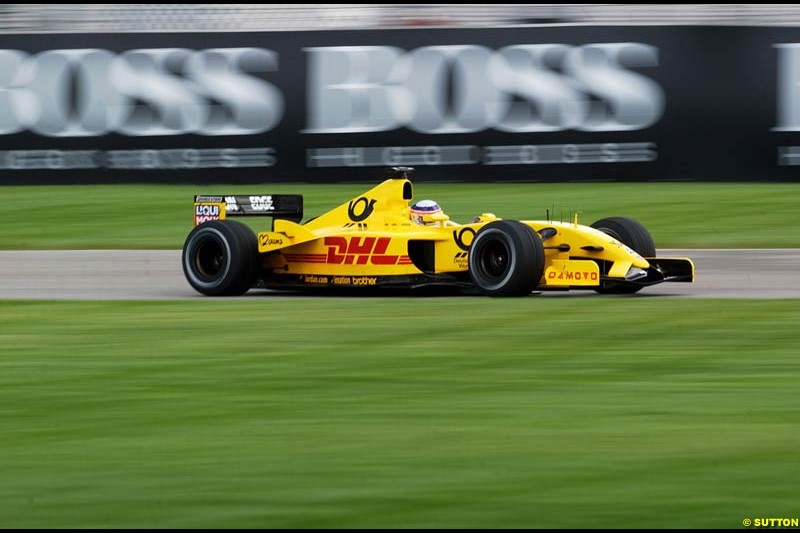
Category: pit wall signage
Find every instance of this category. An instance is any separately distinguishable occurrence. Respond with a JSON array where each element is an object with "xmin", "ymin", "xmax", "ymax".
[{"xmin": 1, "ymin": 26, "xmax": 799, "ymax": 183}]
